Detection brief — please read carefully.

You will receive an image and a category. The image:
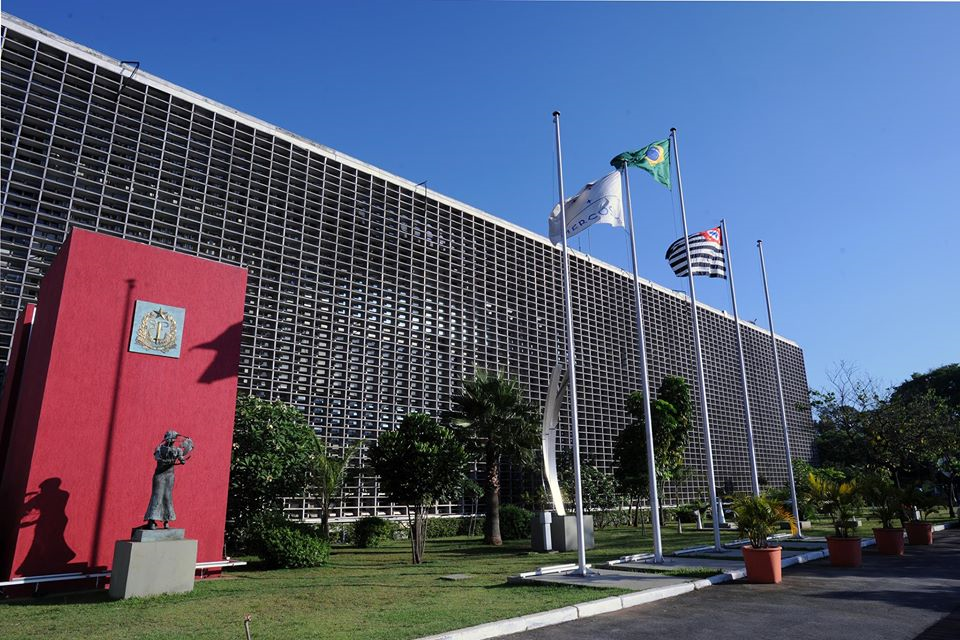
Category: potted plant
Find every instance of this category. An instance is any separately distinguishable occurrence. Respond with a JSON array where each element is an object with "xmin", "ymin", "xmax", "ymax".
[
  {"xmin": 807, "ymin": 473, "xmax": 863, "ymax": 567},
  {"xmin": 861, "ymin": 475, "xmax": 904, "ymax": 555},
  {"xmin": 904, "ymin": 484, "xmax": 940, "ymax": 545},
  {"xmin": 731, "ymin": 494, "xmax": 797, "ymax": 584}
]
